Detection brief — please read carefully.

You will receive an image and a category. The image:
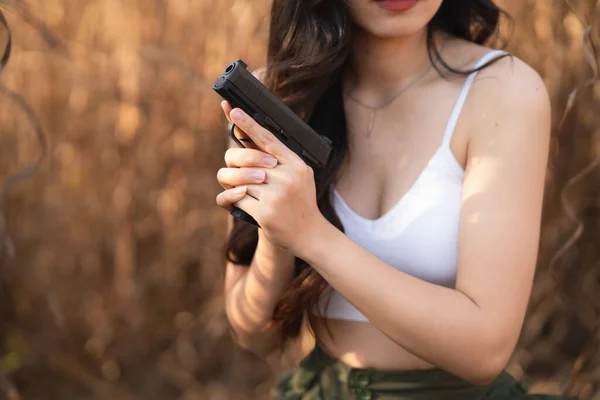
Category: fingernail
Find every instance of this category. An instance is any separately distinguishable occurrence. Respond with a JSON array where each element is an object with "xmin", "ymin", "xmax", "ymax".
[
  {"xmin": 251, "ymin": 170, "xmax": 266, "ymax": 182},
  {"xmin": 233, "ymin": 186, "xmax": 246, "ymax": 196},
  {"xmin": 264, "ymin": 156, "xmax": 278, "ymax": 167},
  {"xmin": 231, "ymin": 109, "xmax": 244, "ymax": 122}
]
